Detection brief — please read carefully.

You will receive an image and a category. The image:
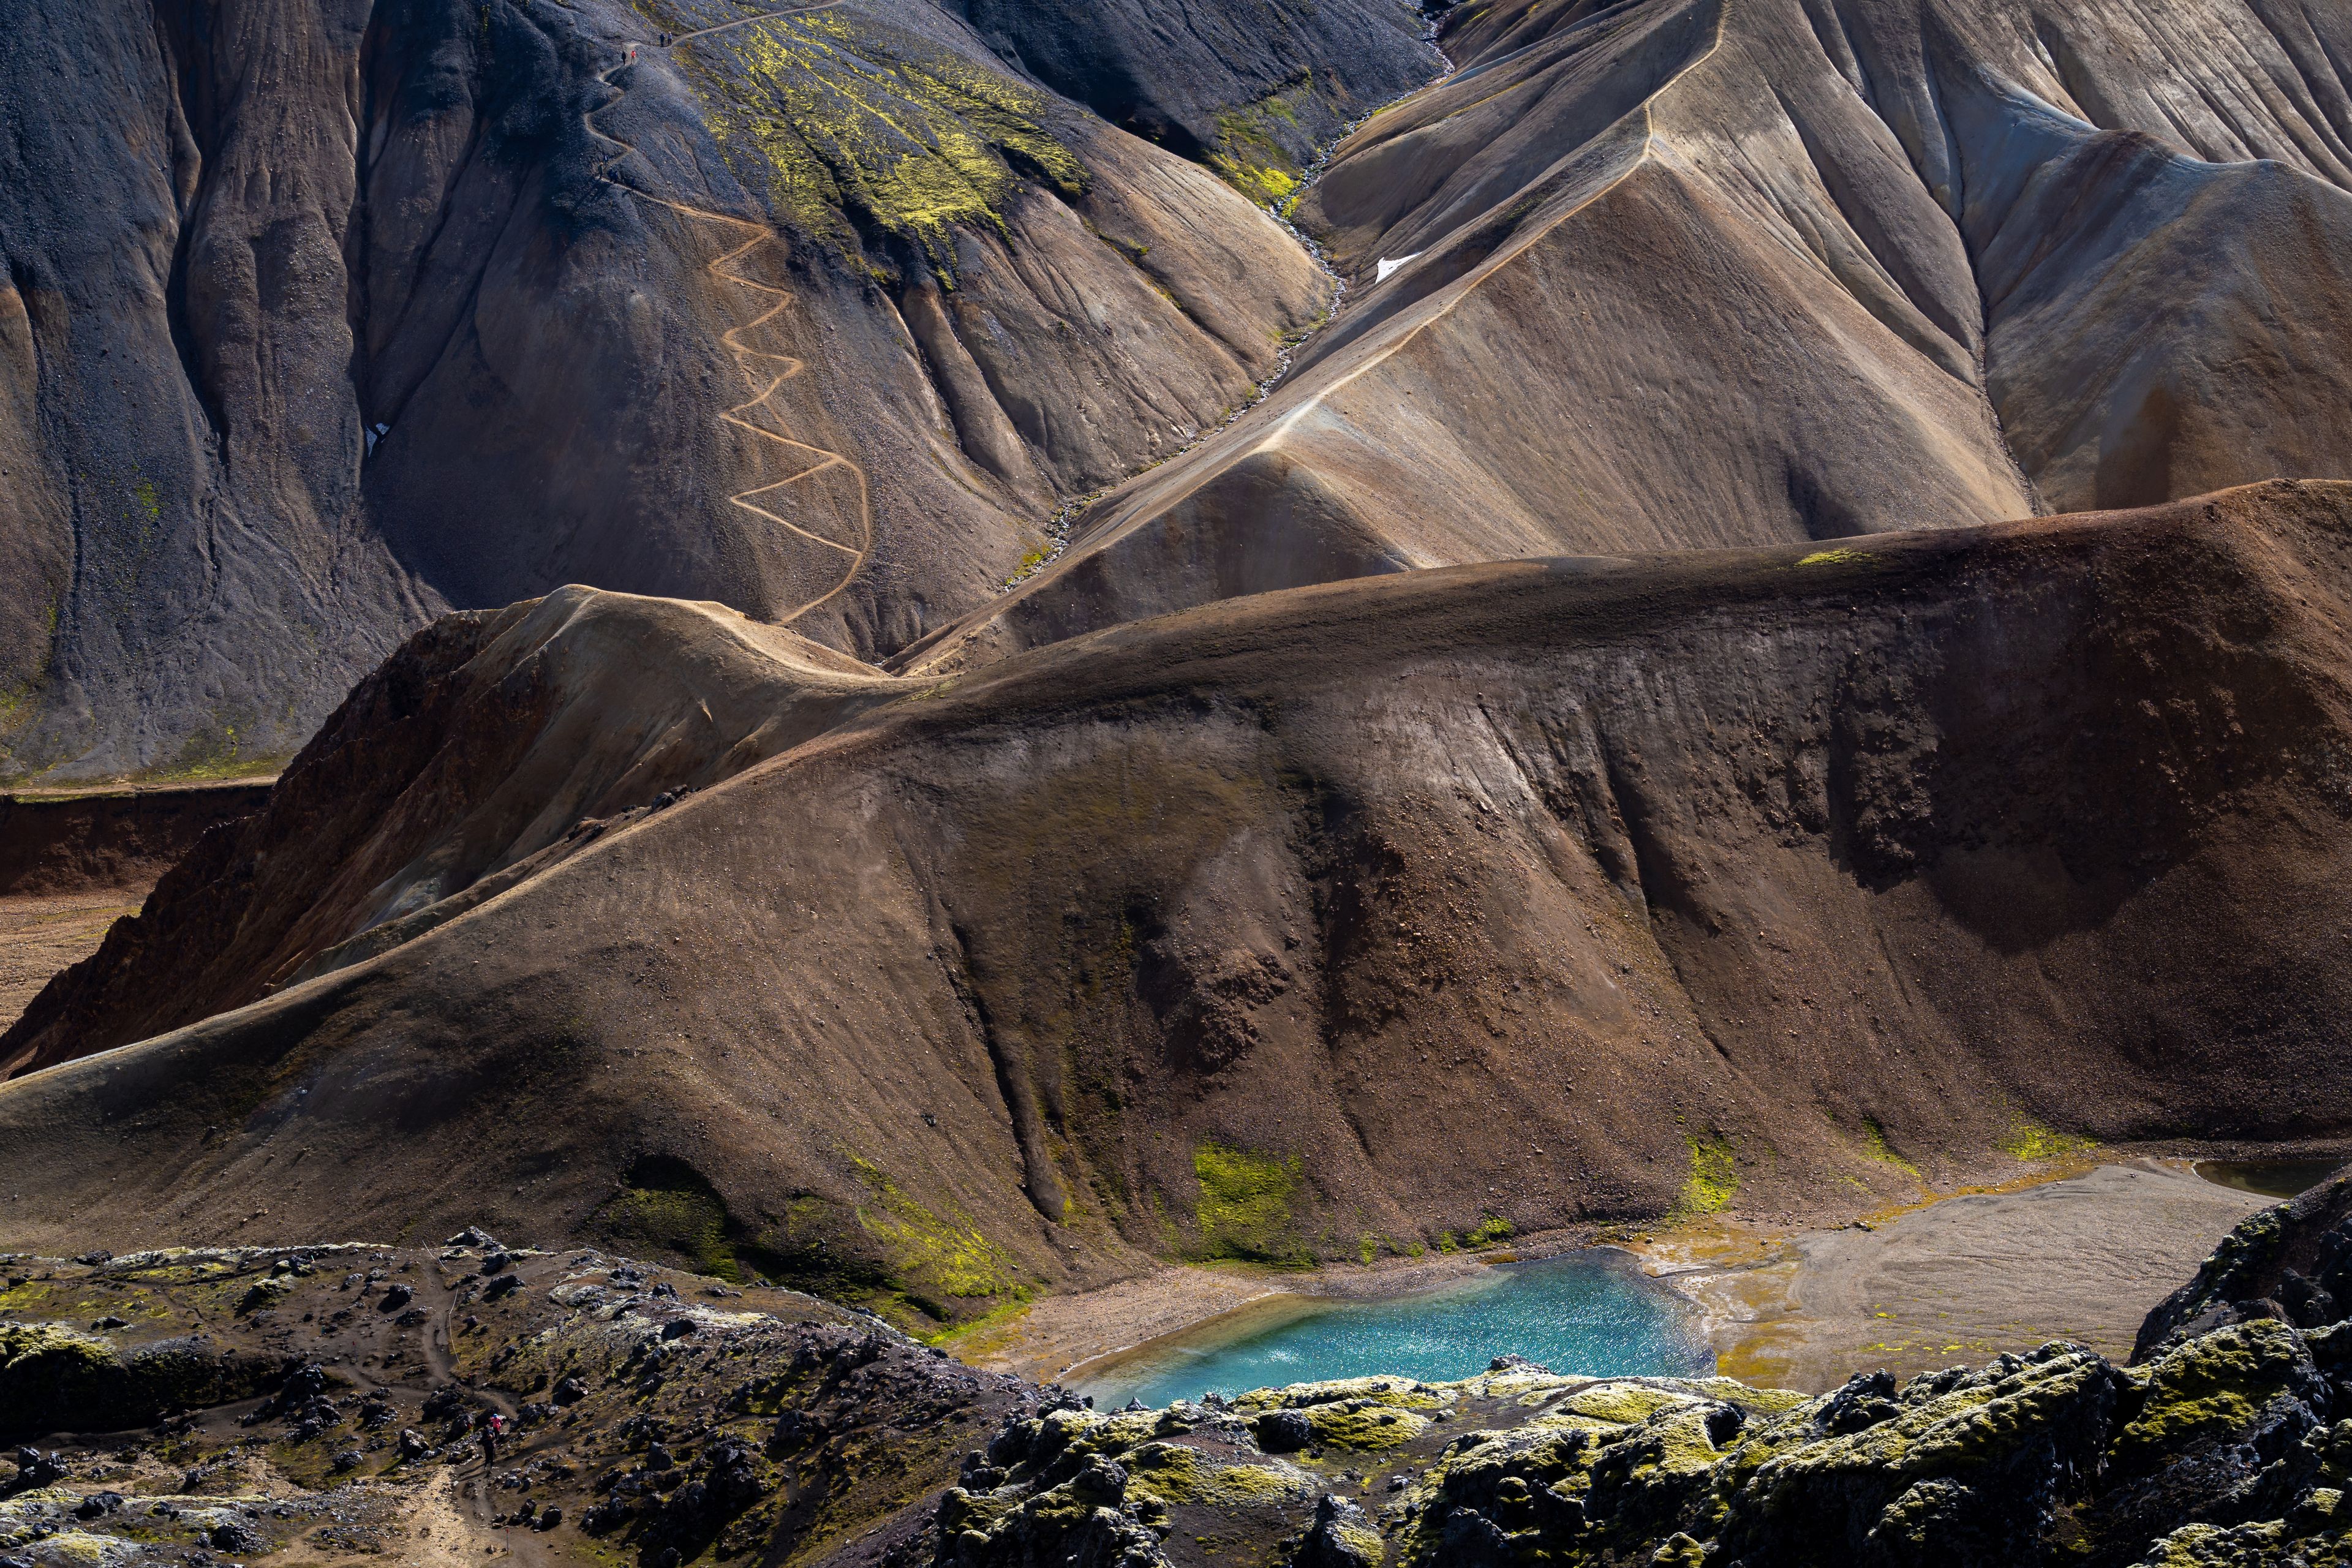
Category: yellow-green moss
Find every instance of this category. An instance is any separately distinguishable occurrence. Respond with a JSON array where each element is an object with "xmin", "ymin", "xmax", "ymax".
[
  {"xmin": 1860, "ymin": 1119, "xmax": 1922, "ymax": 1182},
  {"xmin": 1550, "ymin": 1382, "xmax": 1693, "ymax": 1427},
  {"xmin": 2114, "ymin": 1321, "xmax": 2307, "ymax": 1464},
  {"xmin": 1795, "ymin": 548, "xmax": 1866, "ymax": 567},
  {"xmin": 597, "ymin": 1166, "xmax": 738, "ymax": 1280},
  {"xmin": 850, "ymin": 1155, "xmax": 1025, "ymax": 1302},
  {"xmin": 1466, "ymin": 1216, "xmax": 1515, "ymax": 1248},
  {"xmin": 2000, "ymin": 1114, "xmax": 2095, "ymax": 1162},
  {"xmin": 684, "ymin": 10, "xmax": 1086, "ymax": 273},
  {"xmin": 924, "ymin": 1291, "xmax": 1031, "ymax": 1352},
  {"xmin": 1123, "ymin": 1442, "xmax": 1313, "ymax": 1506},
  {"xmin": 1305, "ymin": 1399, "xmax": 1430, "ymax": 1450},
  {"xmin": 1206, "ymin": 77, "xmax": 1312, "ymax": 208},
  {"xmin": 0, "ymin": 1321, "xmax": 117, "ymax": 1378},
  {"xmin": 1193, "ymin": 1142, "xmax": 1306, "ymax": 1264},
  {"xmin": 1668, "ymin": 1133, "xmax": 1739, "ymax": 1223},
  {"xmin": 1329, "ymin": 1515, "xmax": 1387, "ymax": 1559}
]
